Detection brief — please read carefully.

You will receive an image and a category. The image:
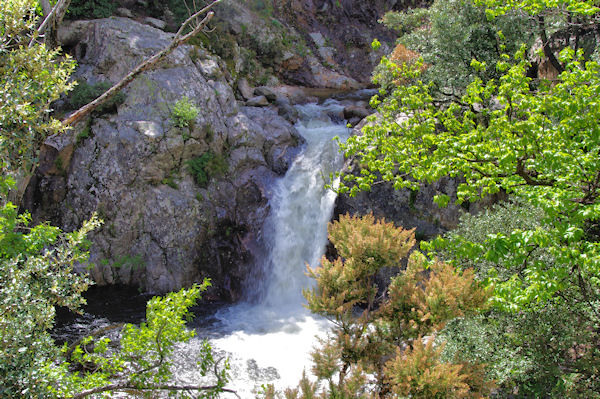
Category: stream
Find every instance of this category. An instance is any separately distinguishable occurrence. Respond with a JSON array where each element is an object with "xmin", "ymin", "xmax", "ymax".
[{"xmin": 55, "ymin": 98, "xmax": 352, "ymax": 397}]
